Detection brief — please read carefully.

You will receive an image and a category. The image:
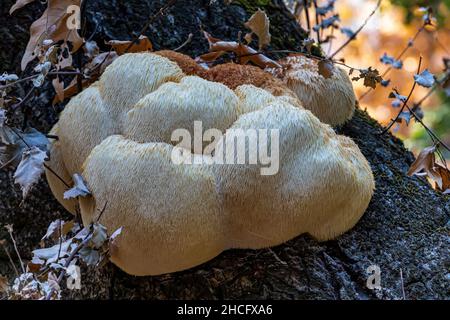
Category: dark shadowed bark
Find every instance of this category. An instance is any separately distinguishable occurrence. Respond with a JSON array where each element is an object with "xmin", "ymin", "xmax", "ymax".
[{"xmin": 0, "ymin": 0, "xmax": 448, "ymax": 300}]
